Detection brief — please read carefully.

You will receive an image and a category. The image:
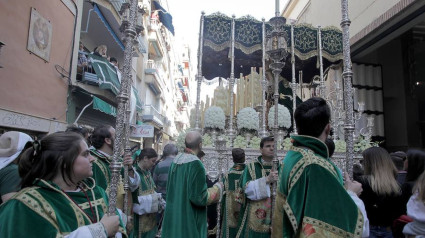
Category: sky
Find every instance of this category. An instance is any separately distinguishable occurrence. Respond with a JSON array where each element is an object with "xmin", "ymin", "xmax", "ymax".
[
  {"xmin": 167, "ymin": 0, "xmax": 289, "ymax": 59},
  {"xmin": 165, "ymin": 0, "xmax": 289, "ymax": 104}
]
